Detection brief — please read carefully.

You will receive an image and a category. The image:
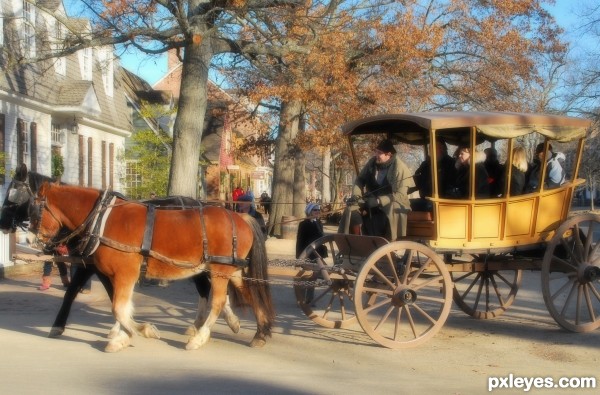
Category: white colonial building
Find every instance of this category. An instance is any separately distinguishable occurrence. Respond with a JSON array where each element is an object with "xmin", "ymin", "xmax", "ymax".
[{"xmin": 0, "ymin": 0, "xmax": 131, "ymax": 267}]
